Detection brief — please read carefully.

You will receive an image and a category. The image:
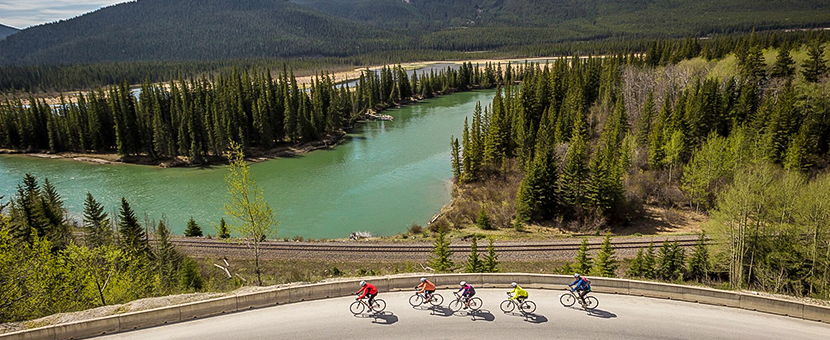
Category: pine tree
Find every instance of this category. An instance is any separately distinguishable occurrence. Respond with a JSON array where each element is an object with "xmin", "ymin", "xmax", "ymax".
[
  {"xmin": 591, "ymin": 233, "xmax": 618, "ymax": 277},
  {"xmin": 763, "ymin": 82, "xmax": 797, "ymax": 164},
  {"xmin": 184, "ymin": 216, "xmax": 203, "ymax": 237},
  {"xmin": 649, "ymin": 101, "xmax": 670, "ymax": 167},
  {"xmin": 687, "ymin": 233, "xmax": 709, "ymax": 282},
  {"xmin": 513, "ymin": 164, "xmax": 536, "ymax": 230},
  {"xmin": 483, "ymin": 237, "xmax": 499, "ymax": 273},
  {"xmin": 626, "ymin": 249, "xmax": 645, "ymax": 278},
  {"xmin": 83, "ymin": 192, "xmax": 110, "ymax": 247},
  {"xmin": 574, "ymin": 238, "xmax": 593, "ymax": 274},
  {"xmin": 450, "ymin": 136, "xmax": 461, "ymax": 181},
  {"xmin": 657, "ymin": 240, "xmax": 685, "ymax": 281},
  {"xmin": 154, "ymin": 218, "xmax": 181, "ymax": 293},
  {"xmin": 464, "ymin": 237, "xmax": 484, "ymax": 273},
  {"xmin": 429, "ymin": 227, "xmax": 453, "ymax": 272},
  {"xmin": 784, "ymin": 125, "xmax": 811, "ymax": 172},
  {"xmin": 770, "ymin": 47, "xmax": 796, "ymax": 78},
  {"xmin": 39, "ymin": 178, "xmax": 70, "ymax": 248},
  {"xmin": 802, "ymin": 41, "xmax": 828, "ymax": 83},
  {"xmin": 738, "ymin": 46, "xmax": 766, "ymax": 81},
  {"xmin": 476, "ymin": 206, "xmax": 493, "ymax": 230},
  {"xmin": 10, "ymin": 173, "xmax": 48, "ymax": 244},
  {"xmin": 561, "ymin": 126, "xmax": 588, "ymax": 218},
  {"xmin": 664, "ymin": 130, "xmax": 686, "ymax": 182},
  {"xmin": 461, "ymin": 118, "xmax": 473, "ymax": 182},
  {"xmin": 118, "ymin": 197, "xmax": 147, "ymax": 255},
  {"xmin": 642, "ymin": 242, "xmax": 656, "ymax": 279},
  {"xmin": 218, "ymin": 218, "xmax": 230, "ymax": 239},
  {"xmin": 637, "ymin": 92, "xmax": 656, "ymax": 146},
  {"xmin": 178, "ymin": 258, "xmax": 204, "ymax": 292}
]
